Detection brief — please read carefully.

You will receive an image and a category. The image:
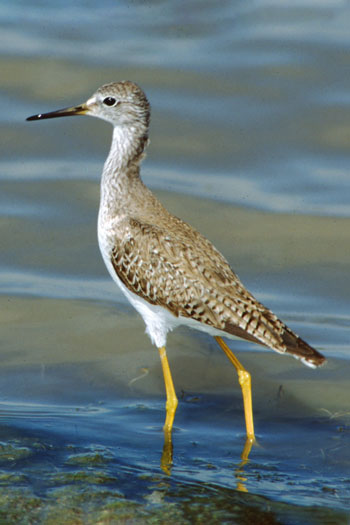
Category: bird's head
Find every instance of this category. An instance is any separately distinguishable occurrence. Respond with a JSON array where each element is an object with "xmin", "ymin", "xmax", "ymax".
[{"xmin": 27, "ymin": 81, "xmax": 150, "ymax": 130}]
